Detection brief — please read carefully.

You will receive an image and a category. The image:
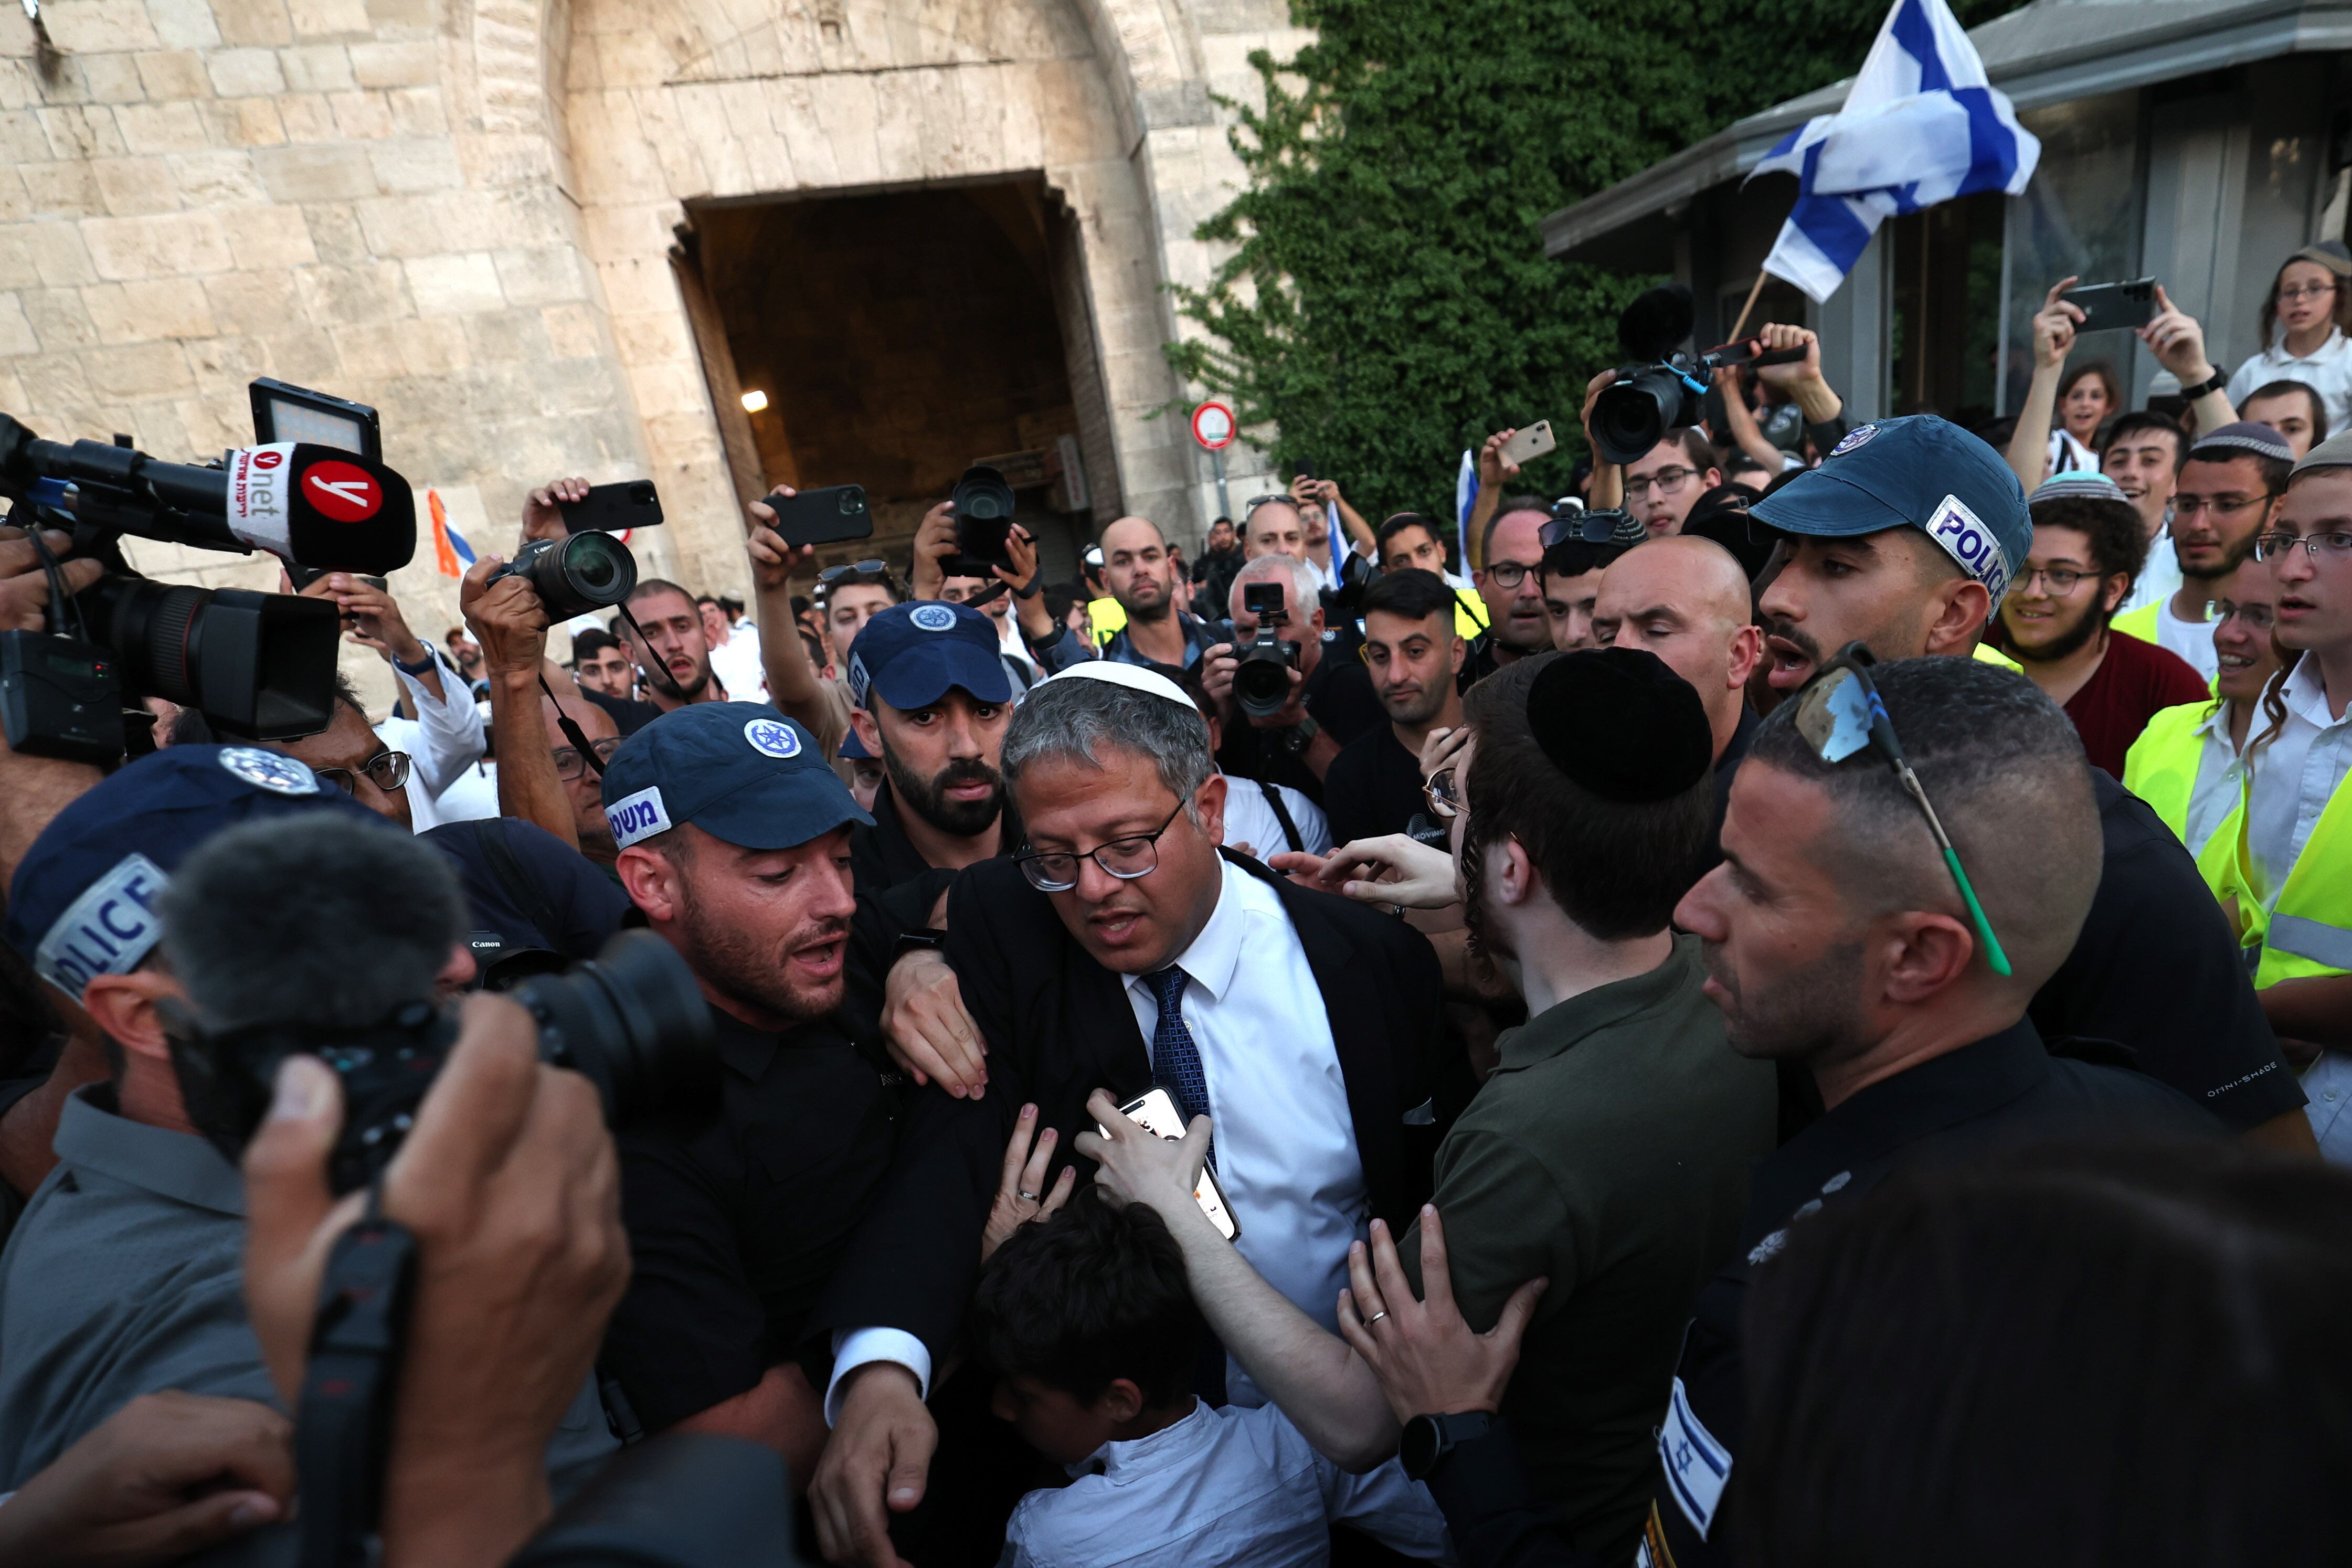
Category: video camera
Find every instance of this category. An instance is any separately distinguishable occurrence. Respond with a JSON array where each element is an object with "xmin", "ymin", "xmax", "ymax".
[
  {"xmin": 1233, "ymin": 580, "xmax": 1299, "ymax": 720},
  {"xmin": 172, "ymin": 929, "xmax": 718, "ymax": 1195},
  {"xmin": 1590, "ymin": 285, "xmax": 1807, "ymax": 465},
  {"xmin": 0, "ymin": 381, "xmax": 419, "ymax": 764}
]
